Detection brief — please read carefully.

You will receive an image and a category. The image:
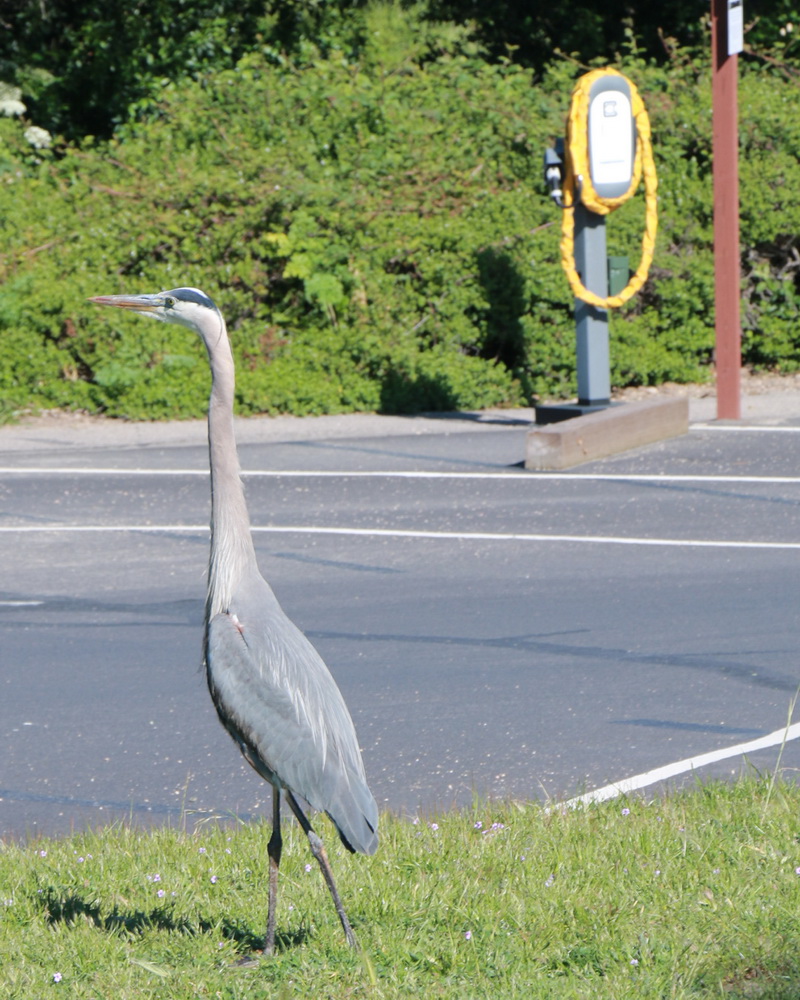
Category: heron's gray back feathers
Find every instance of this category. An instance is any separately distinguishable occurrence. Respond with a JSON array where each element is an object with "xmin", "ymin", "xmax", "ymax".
[{"xmin": 205, "ymin": 569, "xmax": 378, "ymax": 856}]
